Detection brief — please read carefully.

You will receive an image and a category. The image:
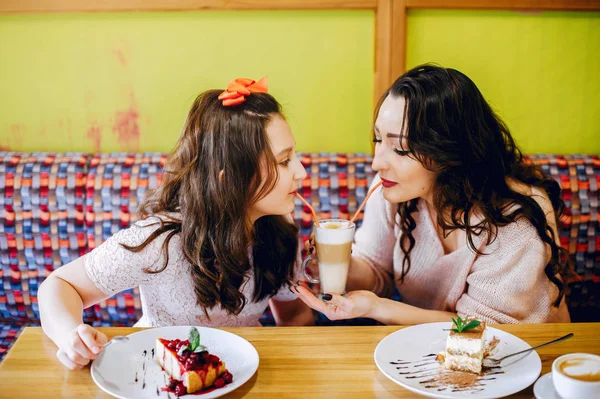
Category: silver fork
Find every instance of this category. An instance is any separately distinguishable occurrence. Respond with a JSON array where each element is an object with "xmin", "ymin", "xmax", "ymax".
[
  {"xmin": 102, "ymin": 335, "xmax": 130, "ymax": 348},
  {"xmin": 485, "ymin": 333, "xmax": 573, "ymax": 365}
]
